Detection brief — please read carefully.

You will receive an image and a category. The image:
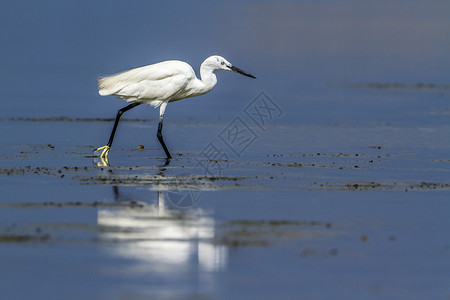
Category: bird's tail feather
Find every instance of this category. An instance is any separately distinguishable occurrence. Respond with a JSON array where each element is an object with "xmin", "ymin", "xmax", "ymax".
[{"xmin": 97, "ymin": 76, "xmax": 111, "ymax": 96}]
